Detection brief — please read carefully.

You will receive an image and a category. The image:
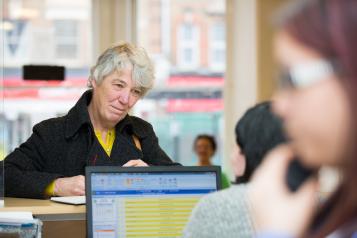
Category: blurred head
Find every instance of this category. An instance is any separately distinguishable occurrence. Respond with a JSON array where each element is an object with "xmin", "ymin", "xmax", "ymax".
[
  {"xmin": 233, "ymin": 102, "xmax": 286, "ymax": 183},
  {"xmin": 274, "ymin": 0, "xmax": 357, "ymax": 234},
  {"xmin": 88, "ymin": 42, "xmax": 154, "ymax": 126},
  {"xmin": 193, "ymin": 135, "xmax": 217, "ymax": 166},
  {"xmin": 273, "ymin": 0, "xmax": 357, "ymax": 169},
  {"xmin": 273, "ymin": 13, "xmax": 351, "ymax": 169}
]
